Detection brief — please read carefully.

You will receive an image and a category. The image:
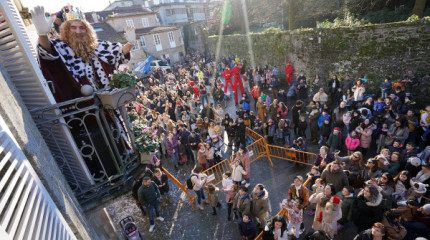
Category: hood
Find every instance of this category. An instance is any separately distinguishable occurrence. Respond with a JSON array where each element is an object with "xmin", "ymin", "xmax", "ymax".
[
  {"xmin": 255, "ymin": 190, "xmax": 269, "ymax": 200},
  {"xmin": 359, "ymin": 191, "xmax": 382, "ymax": 207}
]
